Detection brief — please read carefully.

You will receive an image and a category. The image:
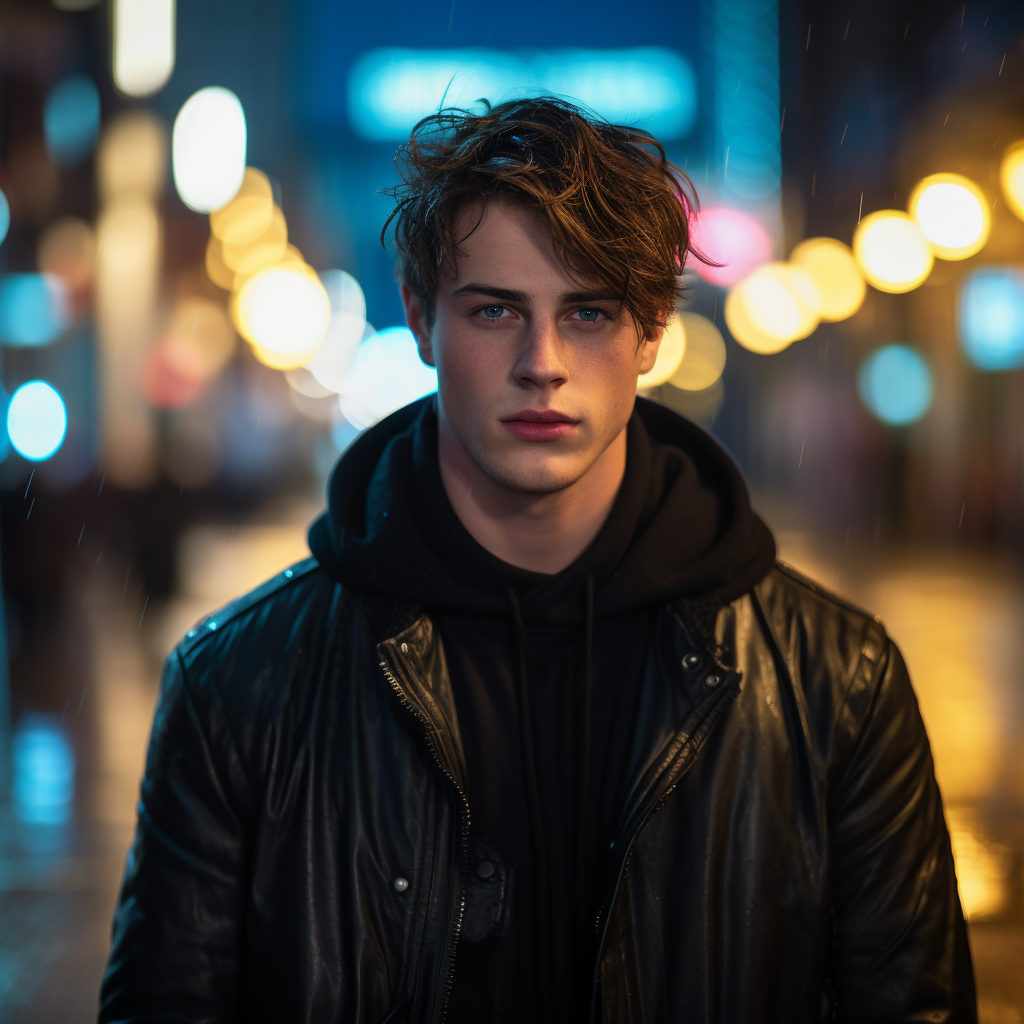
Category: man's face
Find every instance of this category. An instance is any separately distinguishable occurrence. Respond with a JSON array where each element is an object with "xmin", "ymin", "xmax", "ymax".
[{"xmin": 403, "ymin": 201, "xmax": 662, "ymax": 494}]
